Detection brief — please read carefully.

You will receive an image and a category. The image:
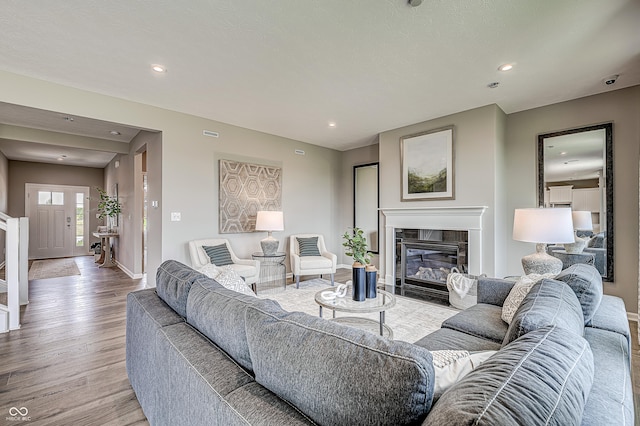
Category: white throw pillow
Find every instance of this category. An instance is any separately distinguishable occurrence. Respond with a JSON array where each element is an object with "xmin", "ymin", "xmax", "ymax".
[
  {"xmin": 501, "ymin": 273, "xmax": 555, "ymax": 324},
  {"xmin": 432, "ymin": 350, "xmax": 496, "ymax": 400},
  {"xmin": 198, "ymin": 263, "xmax": 222, "ymax": 279},
  {"xmin": 214, "ymin": 266, "xmax": 257, "ymax": 297}
]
